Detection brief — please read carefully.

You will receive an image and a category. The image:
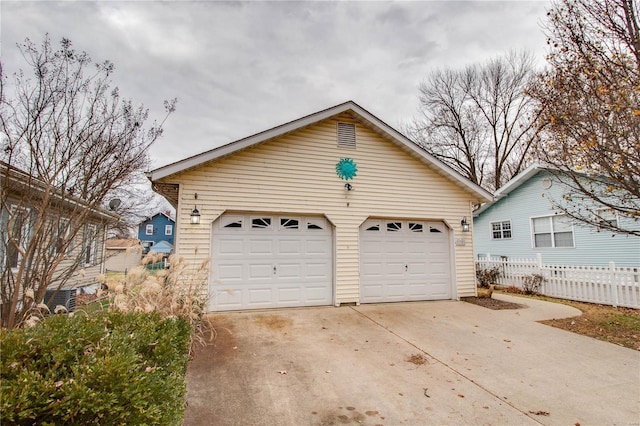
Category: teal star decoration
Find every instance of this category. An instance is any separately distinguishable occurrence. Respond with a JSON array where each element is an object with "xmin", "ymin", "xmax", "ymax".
[{"xmin": 336, "ymin": 158, "xmax": 358, "ymax": 181}]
